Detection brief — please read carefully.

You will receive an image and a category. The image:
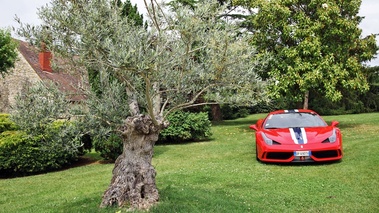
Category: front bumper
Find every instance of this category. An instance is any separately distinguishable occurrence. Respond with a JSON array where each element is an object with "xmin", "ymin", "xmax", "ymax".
[{"xmin": 257, "ymin": 143, "xmax": 343, "ymax": 163}]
